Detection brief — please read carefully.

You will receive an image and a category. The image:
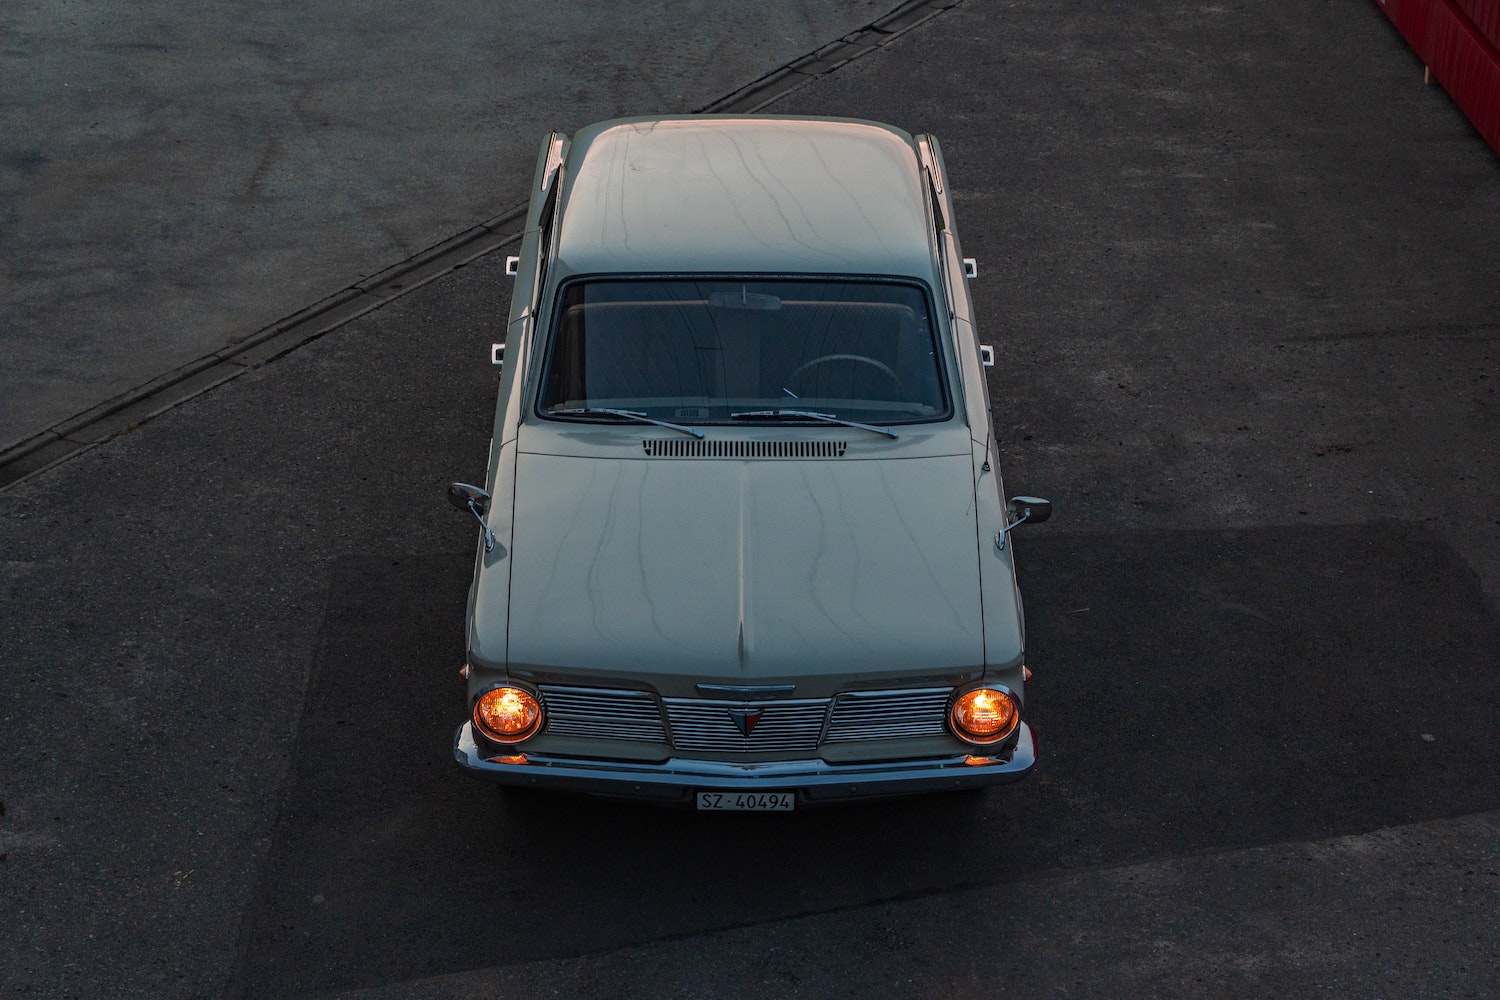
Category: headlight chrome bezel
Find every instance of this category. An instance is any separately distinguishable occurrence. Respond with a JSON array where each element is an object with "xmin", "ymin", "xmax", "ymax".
[
  {"xmin": 473, "ymin": 685, "xmax": 545, "ymax": 744},
  {"xmin": 948, "ymin": 685, "xmax": 1021, "ymax": 746}
]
